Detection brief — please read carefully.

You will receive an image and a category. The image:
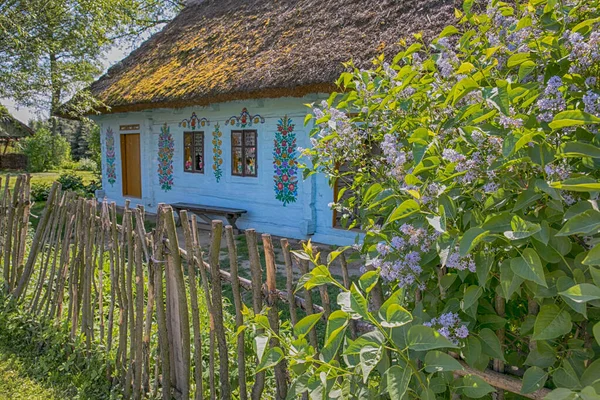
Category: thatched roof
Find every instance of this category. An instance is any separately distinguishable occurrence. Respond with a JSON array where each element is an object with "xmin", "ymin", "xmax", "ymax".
[
  {"xmin": 0, "ymin": 105, "xmax": 33, "ymax": 141},
  {"xmin": 89, "ymin": 0, "xmax": 457, "ymax": 114}
]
